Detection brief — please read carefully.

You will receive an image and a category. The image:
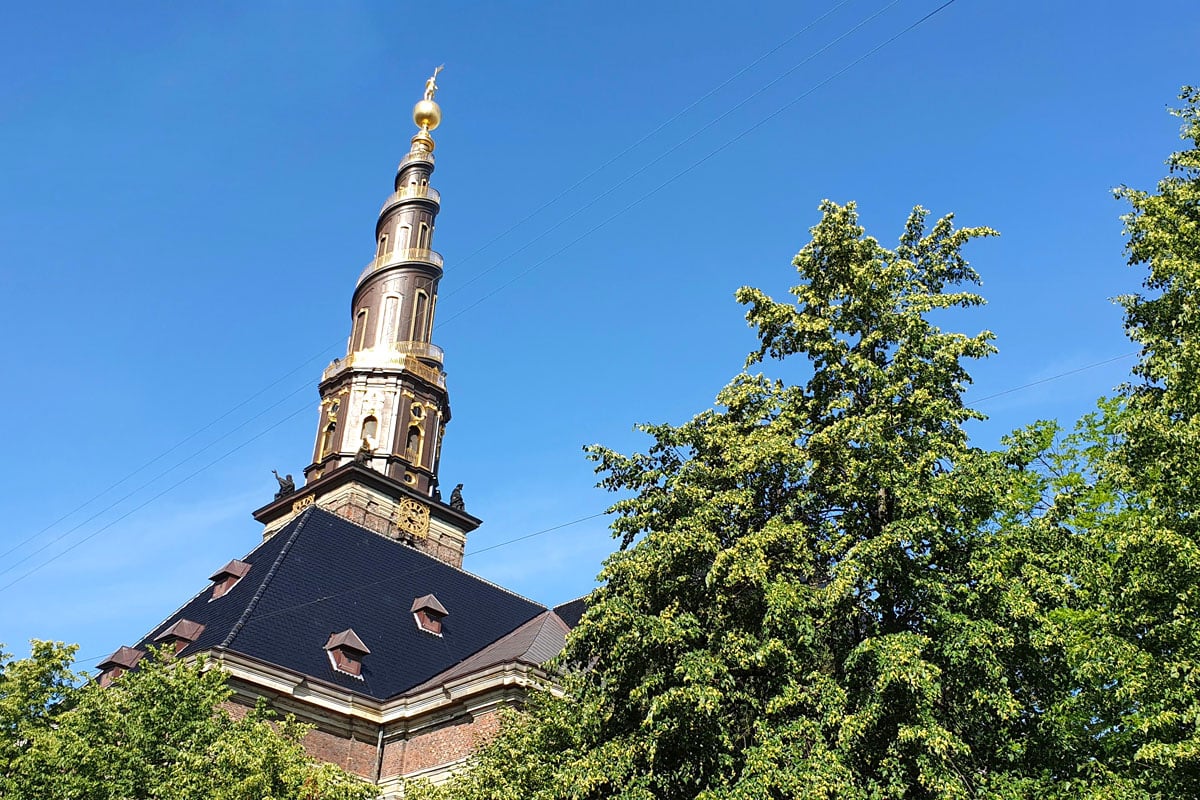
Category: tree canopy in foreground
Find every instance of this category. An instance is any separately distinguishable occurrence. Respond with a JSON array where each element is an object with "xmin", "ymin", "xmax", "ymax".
[
  {"xmin": 0, "ymin": 644, "xmax": 376, "ymax": 800},
  {"xmin": 408, "ymin": 87, "xmax": 1200, "ymax": 800}
]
